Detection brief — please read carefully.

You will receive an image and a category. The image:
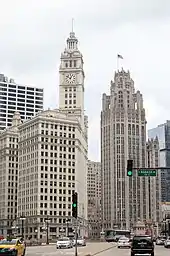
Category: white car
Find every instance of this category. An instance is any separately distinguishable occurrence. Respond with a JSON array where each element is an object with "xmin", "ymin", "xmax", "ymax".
[
  {"xmin": 56, "ymin": 237, "xmax": 73, "ymax": 249},
  {"xmin": 73, "ymin": 237, "xmax": 86, "ymax": 246},
  {"xmin": 117, "ymin": 237, "xmax": 131, "ymax": 248},
  {"xmin": 156, "ymin": 237, "xmax": 166, "ymax": 245},
  {"xmin": 164, "ymin": 238, "xmax": 170, "ymax": 248}
]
